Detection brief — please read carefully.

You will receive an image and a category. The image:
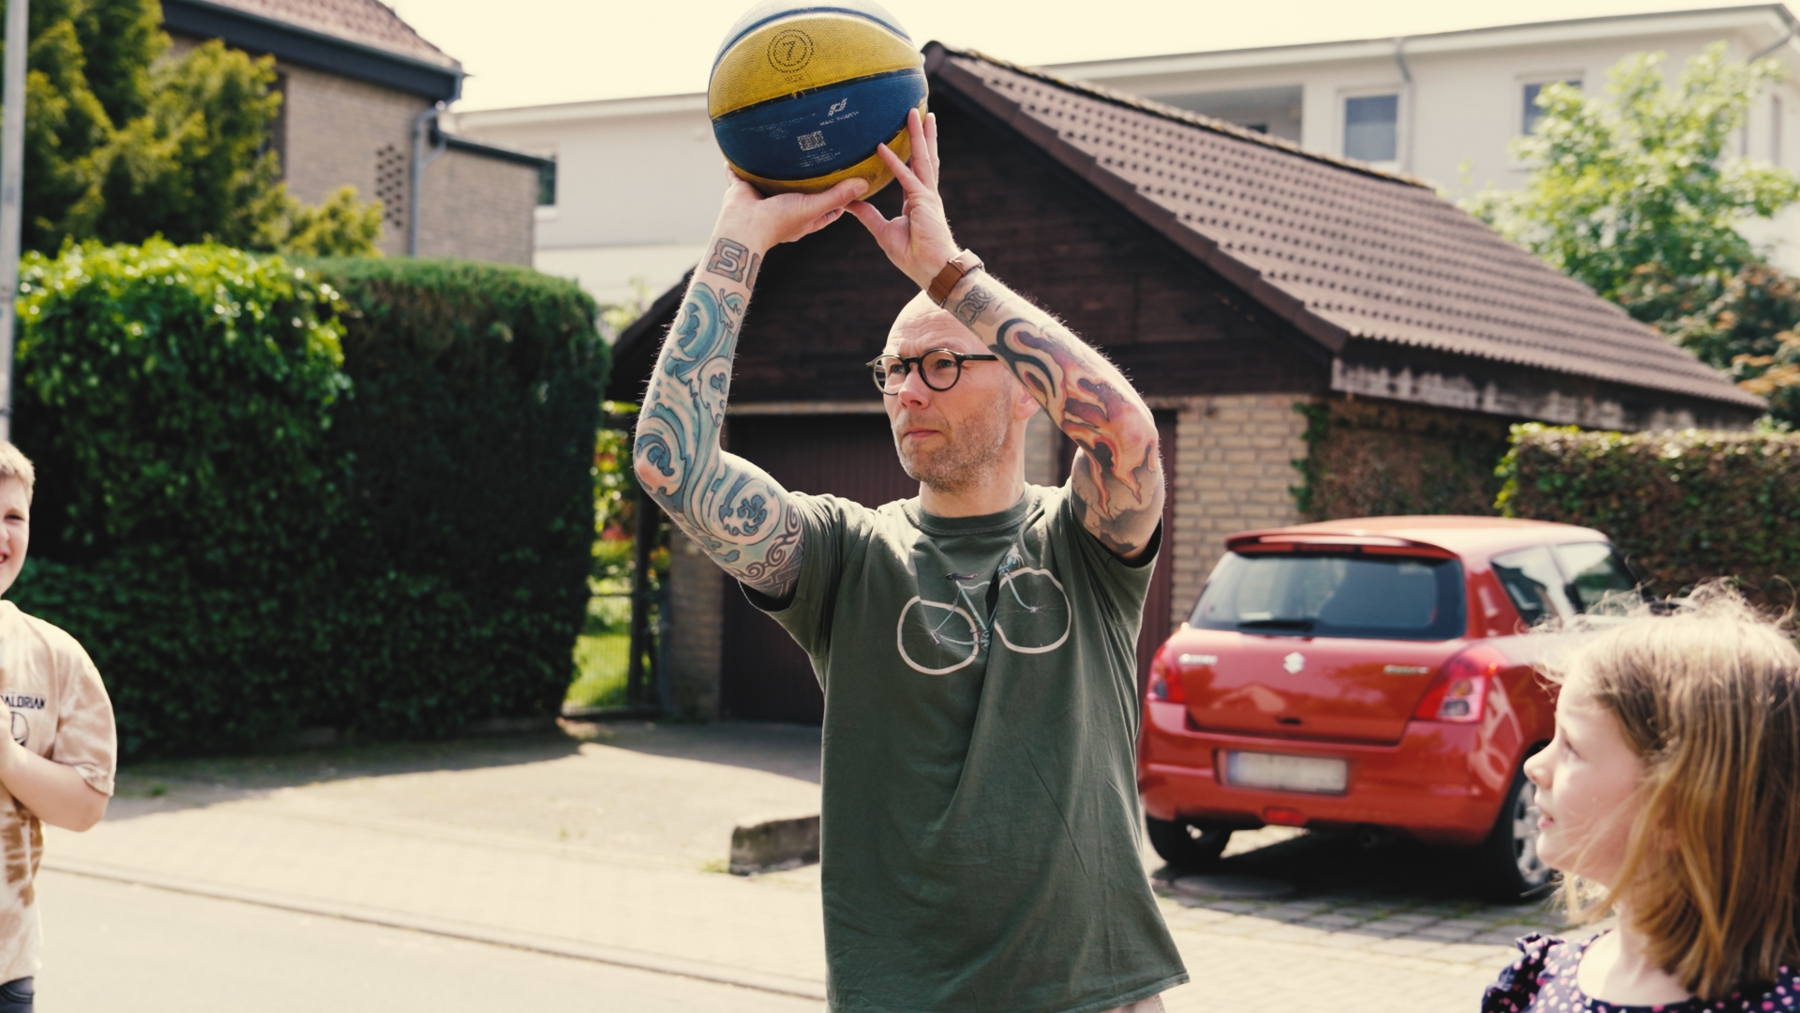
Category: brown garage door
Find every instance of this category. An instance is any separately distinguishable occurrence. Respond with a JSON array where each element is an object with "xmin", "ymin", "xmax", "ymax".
[{"xmin": 720, "ymin": 414, "xmax": 916, "ymax": 723}]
